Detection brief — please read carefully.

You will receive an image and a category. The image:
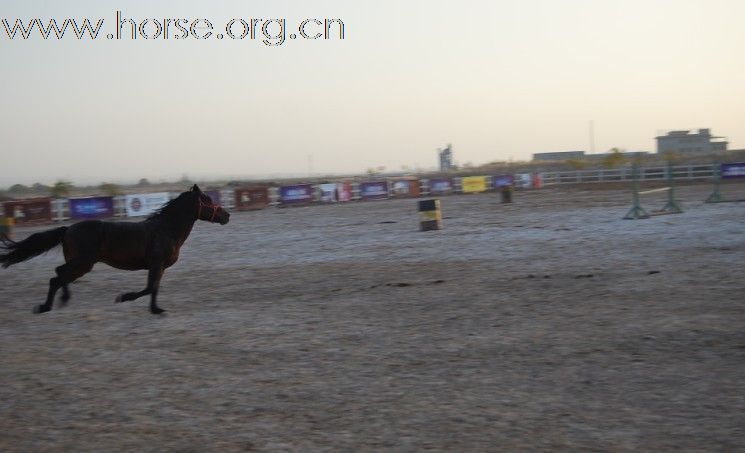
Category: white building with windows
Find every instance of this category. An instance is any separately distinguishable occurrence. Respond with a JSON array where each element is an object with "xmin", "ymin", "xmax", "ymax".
[{"xmin": 656, "ymin": 129, "xmax": 728, "ymax": 155}]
